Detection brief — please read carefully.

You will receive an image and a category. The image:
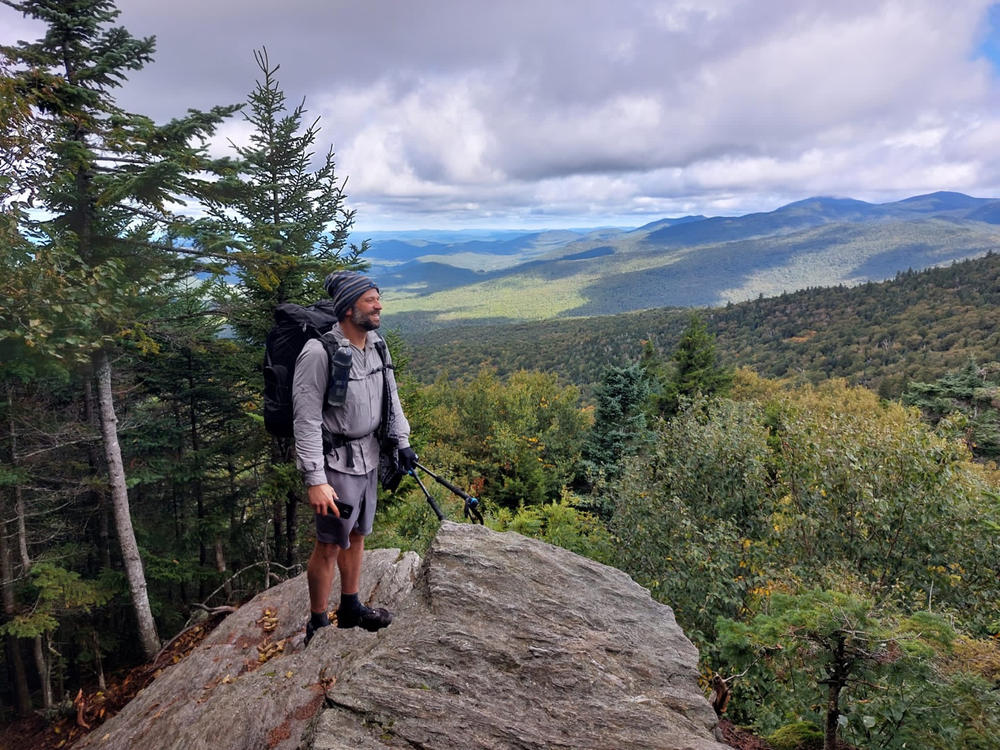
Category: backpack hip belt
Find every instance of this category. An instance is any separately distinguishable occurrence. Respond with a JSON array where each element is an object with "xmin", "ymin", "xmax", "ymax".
[{"xmin": 321, "ymin": 426, "xmax": 375, "ymax": 470}]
